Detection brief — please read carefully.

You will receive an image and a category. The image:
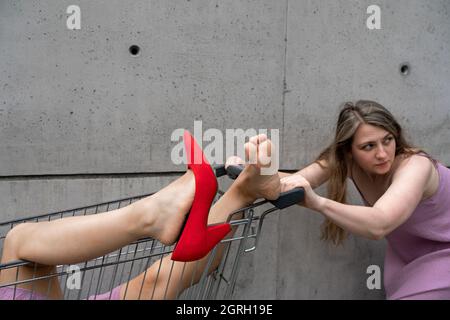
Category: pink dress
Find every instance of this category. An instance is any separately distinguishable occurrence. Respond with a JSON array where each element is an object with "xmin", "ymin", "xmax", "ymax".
[
  {"xmin": 0, "ymin": 284, "xmax": 122, "ymax": 300},
  {"xmin": 383, "ymin": 162, "xmax": 450, "ymax": 299},
  {"xmin": 354, "ymin": 161, "xmax": 450, "ymax": 299}
]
